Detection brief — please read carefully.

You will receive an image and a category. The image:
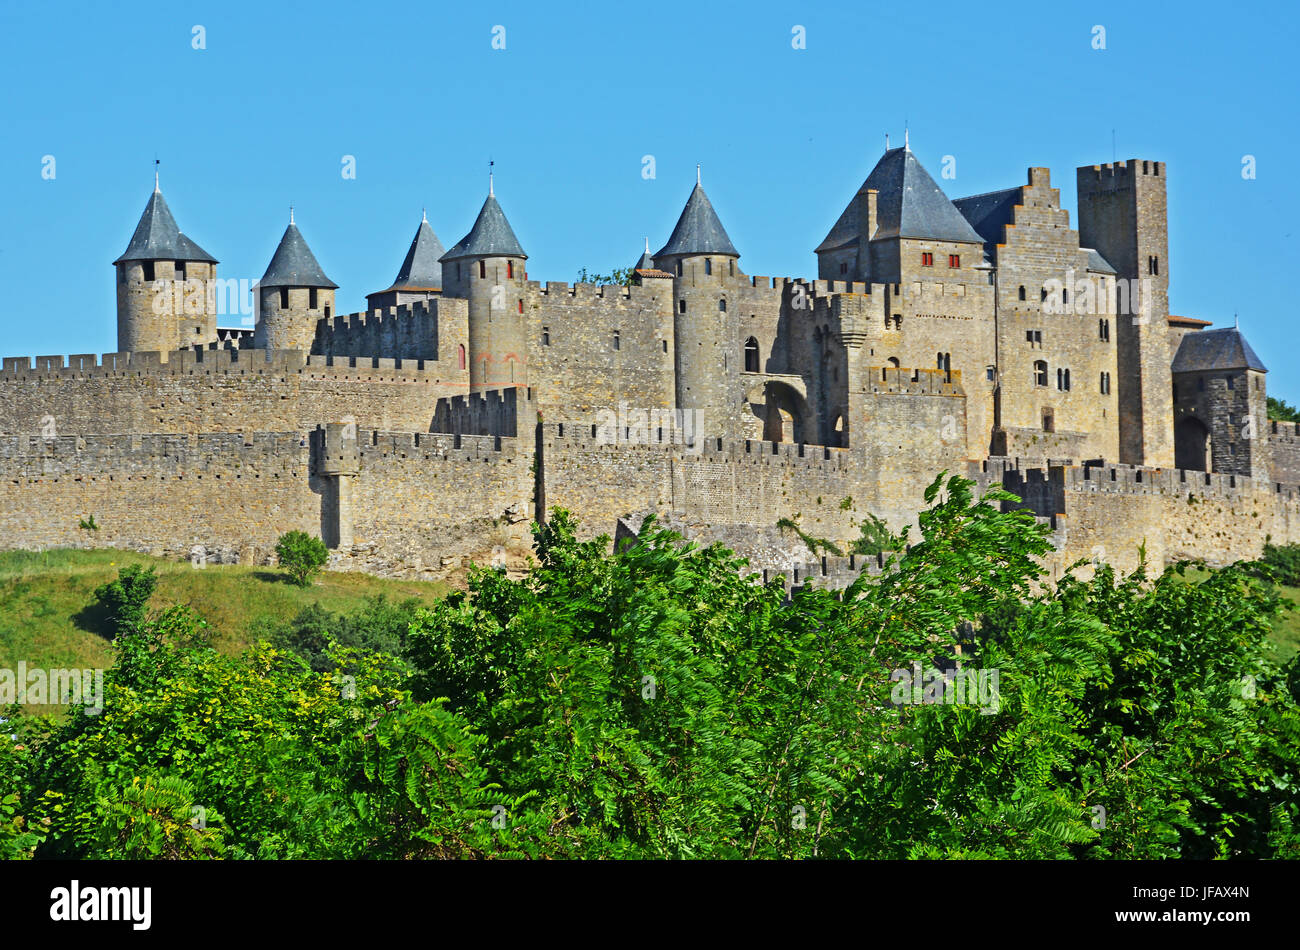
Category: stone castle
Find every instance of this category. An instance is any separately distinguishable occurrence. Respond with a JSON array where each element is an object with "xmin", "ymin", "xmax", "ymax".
[{"xmin": 3, "ymin": 145, "xmax": 1298, "ymax": 585}]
